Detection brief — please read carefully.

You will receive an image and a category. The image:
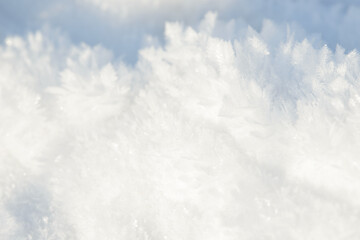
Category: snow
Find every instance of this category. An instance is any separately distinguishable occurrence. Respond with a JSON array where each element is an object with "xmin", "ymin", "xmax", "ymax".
[{"xmin": 1, "ymin": 1, "xmax": 360, "ymax": 239}]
